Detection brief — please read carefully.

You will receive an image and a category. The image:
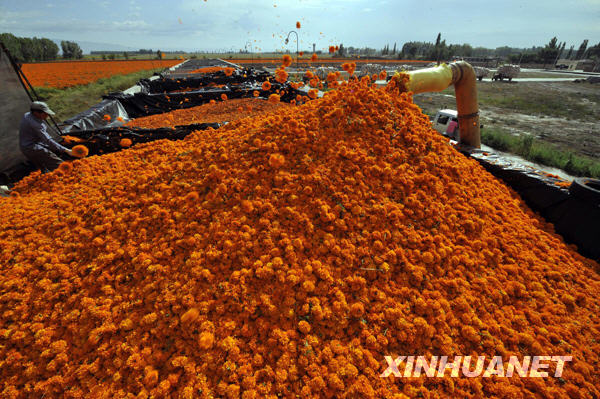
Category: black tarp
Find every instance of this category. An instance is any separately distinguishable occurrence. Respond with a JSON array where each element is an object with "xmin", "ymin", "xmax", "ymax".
[
  {"xmin": 61, "ymin": 98, "xmax": 130, "ymax": 133},
  {"xmin": 62, "ymin": 123, "xmax": 221, "ymax": 156},
  {"xmin": 463, "ymin": 147, "xmax": 600, "ymax": 262},
  {"xmin": 138, "ymin": 68, "xmax": 272, "ymax": 93},
  {"xmin": 105, "ymin": 82, "xmax": 303, "ymax": 118}
]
